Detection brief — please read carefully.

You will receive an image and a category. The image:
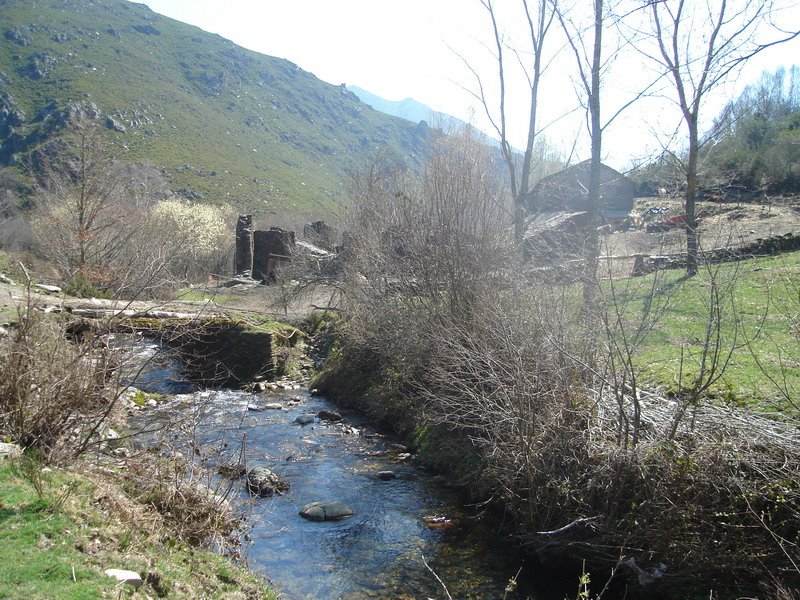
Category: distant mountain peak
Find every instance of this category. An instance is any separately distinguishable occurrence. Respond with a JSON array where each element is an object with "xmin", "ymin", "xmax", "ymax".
[
  {"xmin": 348, "ymin": 85, "xmax": 453, "ymax": 126},
  {"xmin": 348, "ymin": 85, "xmax": 506, "ymax": 151}
]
